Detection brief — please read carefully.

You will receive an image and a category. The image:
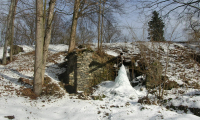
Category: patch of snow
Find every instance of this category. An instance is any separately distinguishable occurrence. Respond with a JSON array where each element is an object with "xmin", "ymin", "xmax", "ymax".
[
  {"xmin": 112, "ymin": 65, "xmax": 138, "ymax": 98},
  {"xmin": 18, "ymin": 45, "xmax": 34, "ymax": 53},
  {"xmin": 94, "ymin": 64, "xmax": 138, "ymax": 99},
  {"xmin": 0, "ymin": 46, "xmax": 10, "ymax": 59},
  {"xmin": 173, "ymin": 43, "xmax": 185, "ymax": 48},
  {"xmin": 48, "ymin": 44, "xmax": 68, "ymax": 53},
  {"xmin": 185, "ymin": 44, "xmax": 200, "ymax": 52},
  {"xmin": 105, "ymin": 50, "xmax": 119, "ymax": 57}
]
